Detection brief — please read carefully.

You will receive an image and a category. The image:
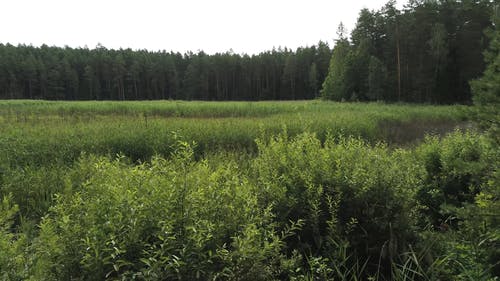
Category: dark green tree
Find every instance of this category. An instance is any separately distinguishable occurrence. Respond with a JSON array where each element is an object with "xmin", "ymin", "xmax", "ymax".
[
  {"xmin": 83, "ymin": 65, "xmax": 96, "ymax": 100},
  {"xmin": 23, "ymin": 54, "xmax": 38, "ymax": 99},
  {"xmin": 471, "ymin": 5, "xmax": 499, "ymax": 141},
  {"xmin": 112, "ymin": 54, "xmax": 126, "ymax": 100},
  {"xmin": 283, "ymin": 54, "xmax": 297, "ymax": 99},
  {"xmin": 321, "ymin": 25, "xmax": 353, "ymax": 101},
  {"xmin": 367, "ymin": 56, "xmax": 387, "ymax": 101},
  {"xmin": 308, "ymin": 62, "xmax": 318, "ymax": 97}
]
